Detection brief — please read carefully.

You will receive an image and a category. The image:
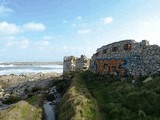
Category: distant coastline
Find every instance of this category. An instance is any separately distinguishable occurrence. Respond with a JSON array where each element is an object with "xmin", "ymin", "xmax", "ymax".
[{"xmin": 0, "ymin": 61, "xmax": 63, "ymax": 66}]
